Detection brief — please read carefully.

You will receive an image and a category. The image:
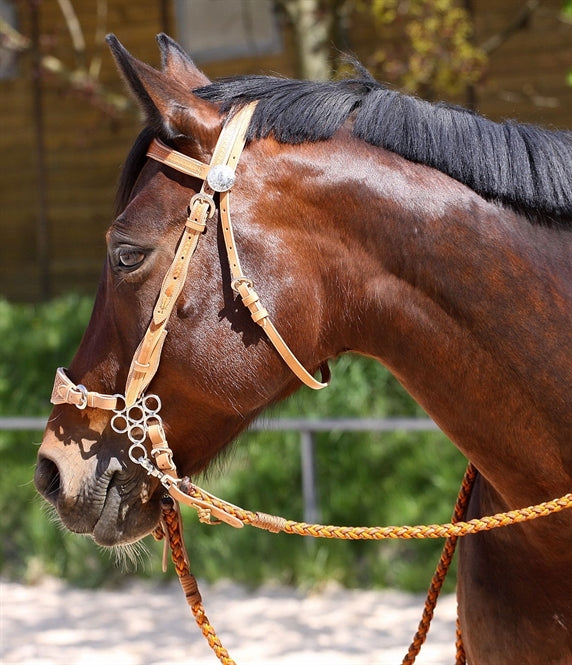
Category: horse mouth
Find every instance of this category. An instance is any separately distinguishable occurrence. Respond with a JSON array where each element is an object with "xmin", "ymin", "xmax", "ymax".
[{"xmin": 34, "ymin": 454, "xmax": 162, "ymax": 547}]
